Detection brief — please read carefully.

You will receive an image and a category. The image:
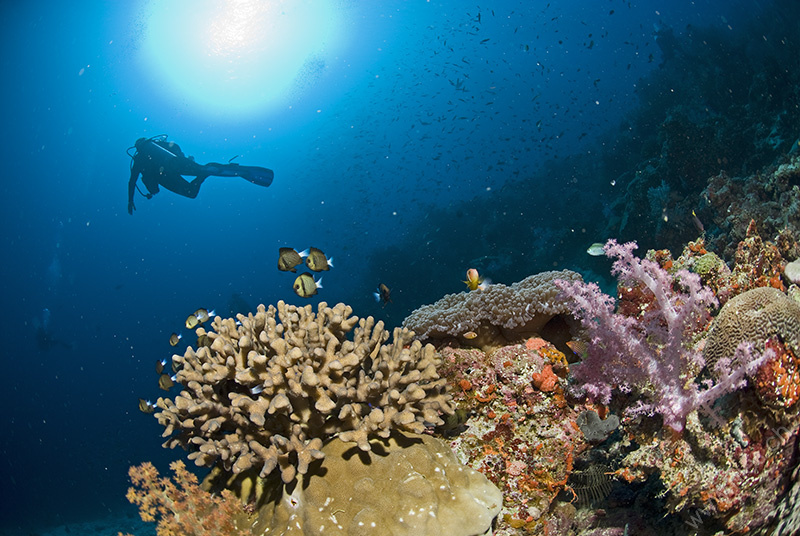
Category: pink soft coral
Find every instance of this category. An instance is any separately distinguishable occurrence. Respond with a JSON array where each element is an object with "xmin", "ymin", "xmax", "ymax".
[{"xmin": 556, "ymin": 239, "xmax": 766, "ymax": 432}]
